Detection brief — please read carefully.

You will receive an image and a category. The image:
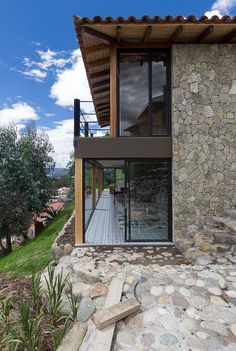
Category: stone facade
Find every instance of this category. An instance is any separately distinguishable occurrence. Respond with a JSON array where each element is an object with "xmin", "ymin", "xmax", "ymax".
[{"xmin": 172, "ymin": 44, "xmax": 236, "ymax": 244}]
